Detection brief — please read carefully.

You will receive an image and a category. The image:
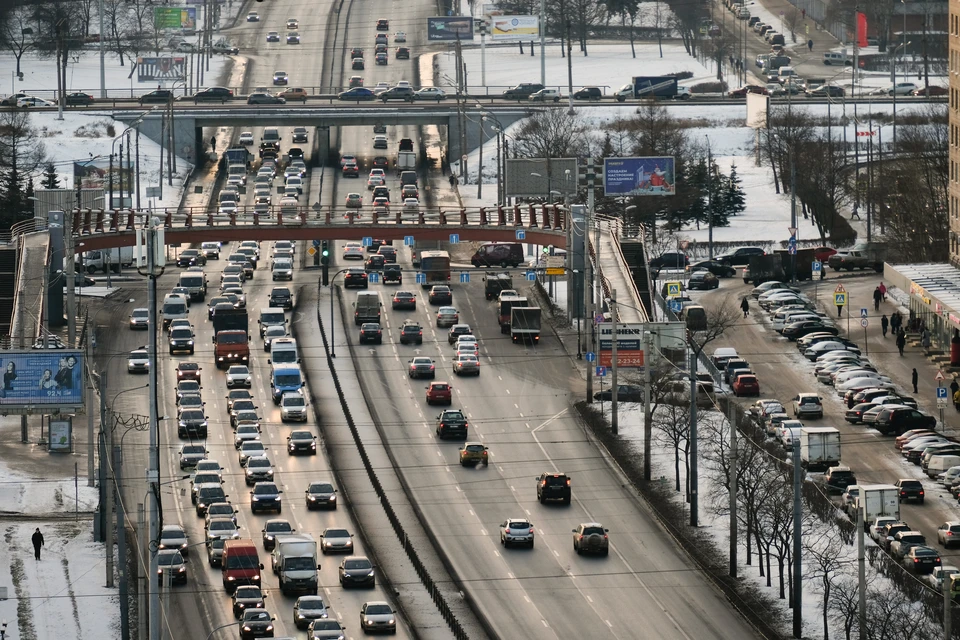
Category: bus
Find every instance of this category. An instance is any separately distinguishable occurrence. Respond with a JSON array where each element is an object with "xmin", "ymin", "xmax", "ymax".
[{"xmin": 419, "ymin": 250, "xmax": 451, "ymax": 289}]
